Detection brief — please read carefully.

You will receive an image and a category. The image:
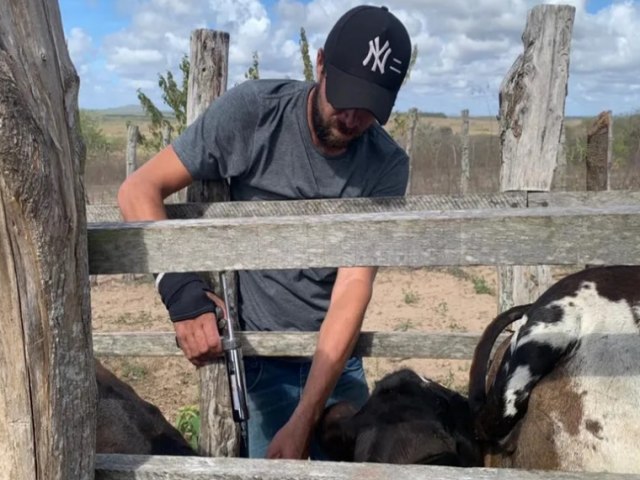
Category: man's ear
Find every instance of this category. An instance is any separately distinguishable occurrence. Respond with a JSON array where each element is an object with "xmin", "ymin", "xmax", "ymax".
[{"xmin": 316, "ymin": 48, "xmax": 325, "ymax": 80}]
